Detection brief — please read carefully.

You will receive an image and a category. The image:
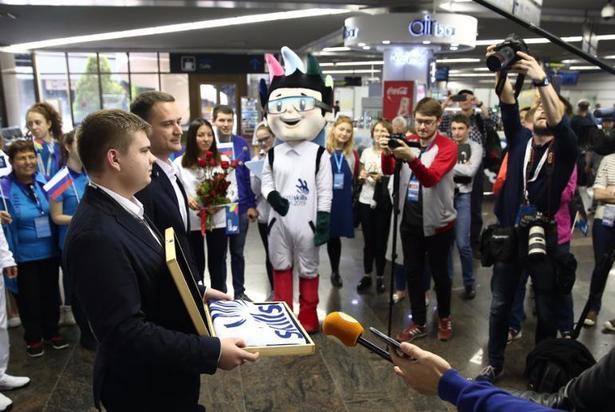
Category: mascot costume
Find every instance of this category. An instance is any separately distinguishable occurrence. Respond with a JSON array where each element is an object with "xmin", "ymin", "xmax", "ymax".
[{"xmin": 260, "ymin": 47, "xmax": 333, "ymax": 333}]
